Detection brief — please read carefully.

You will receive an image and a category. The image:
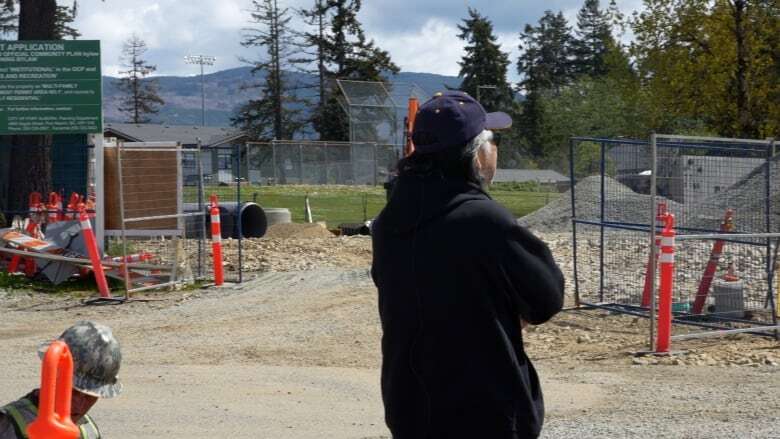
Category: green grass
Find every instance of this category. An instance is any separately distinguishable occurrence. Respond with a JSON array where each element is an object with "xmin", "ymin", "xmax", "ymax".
[
  {"xmin": 0, "ymin": 271, "xmax": 103, "ymax": 296},
  {"xmin": 196, "ymin": 184, "xmax": 556, "ymax": 227}
]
